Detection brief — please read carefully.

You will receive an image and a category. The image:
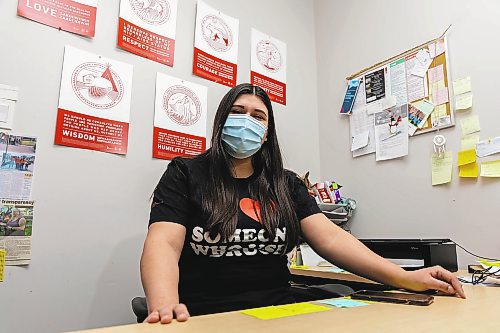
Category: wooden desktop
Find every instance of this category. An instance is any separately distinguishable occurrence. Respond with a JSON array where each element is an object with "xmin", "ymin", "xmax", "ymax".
[{"xmin": 71, "ymin": 283, "xmax": 499, "ymax": 332}]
